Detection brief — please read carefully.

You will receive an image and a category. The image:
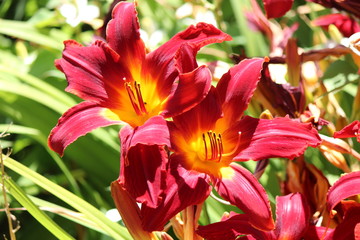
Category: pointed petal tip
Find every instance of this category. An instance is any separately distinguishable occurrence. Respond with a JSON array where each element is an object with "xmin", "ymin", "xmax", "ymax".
[{"xmin": 215, "ymin": 164, "xmax": 275, "ymax": 232}]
